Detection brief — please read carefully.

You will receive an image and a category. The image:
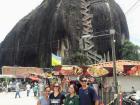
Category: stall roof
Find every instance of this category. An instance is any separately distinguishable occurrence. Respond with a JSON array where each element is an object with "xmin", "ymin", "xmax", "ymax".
[
  {"xmin": 92, "ymin": 60, "xmax": 140, "ymax": 74},
  {"xmin": 0, "ymin": 74, "xmax": 16, "ymax": 78},
  {"xmin": 2, "ymin": 66, "xmax": 43, "ymax": 77}
]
